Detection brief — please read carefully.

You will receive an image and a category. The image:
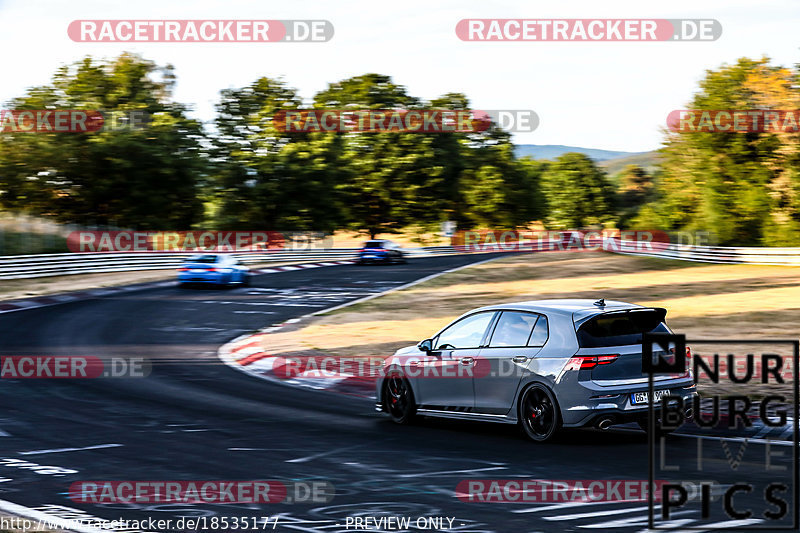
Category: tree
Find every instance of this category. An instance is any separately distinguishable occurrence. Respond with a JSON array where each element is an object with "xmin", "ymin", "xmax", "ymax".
[
  {"xmin": 616, "ymin": 164, "xmax": 655, "ymax": 228},
  {"xmin": 210, "ymin": 77, "xmax": 347, "ymax": 231},
  {"xmin": 640, "ymin": 57, "xmax": 800, "ymax": 245},
  {"xmin": 314, "ymin": 74, "xmax": 436, "ymax": 238},
  {"xmin": 540, "ymin": 153, "xmax": 615, "ymax": 229},
  {"xmin": 0, "ymin": 53, "xmax": 205, "ymax": 229}
]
